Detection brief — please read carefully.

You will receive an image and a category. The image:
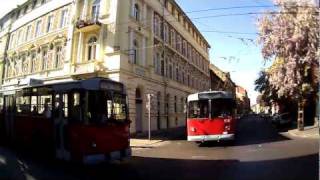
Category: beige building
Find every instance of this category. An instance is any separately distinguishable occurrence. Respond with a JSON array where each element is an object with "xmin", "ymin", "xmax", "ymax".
[{"xmin": 0, "ymin": 0, "xmax": 211, "ymax": 133}]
